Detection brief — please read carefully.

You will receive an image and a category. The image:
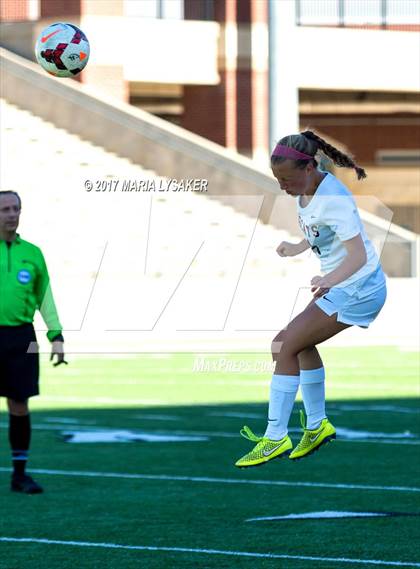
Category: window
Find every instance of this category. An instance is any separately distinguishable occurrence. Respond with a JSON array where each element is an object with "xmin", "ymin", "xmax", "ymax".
[
  {"xmin": 344, "ymin": 0, "xmax": 382, "ymax": 25},
  {"xmin": 296, "ymin": 0, "xmax": 420, "ymax": 27},
  {"xmin": 297, "ymin": 0, "xmax": 339, "ymax": 26},
  {"xmin": 375, "ymin": 150, "xmax": 420, "ymax": 166},
  {"xmin": 124, "ymin": 0, "xmax": 183, "ymax": 20}
]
